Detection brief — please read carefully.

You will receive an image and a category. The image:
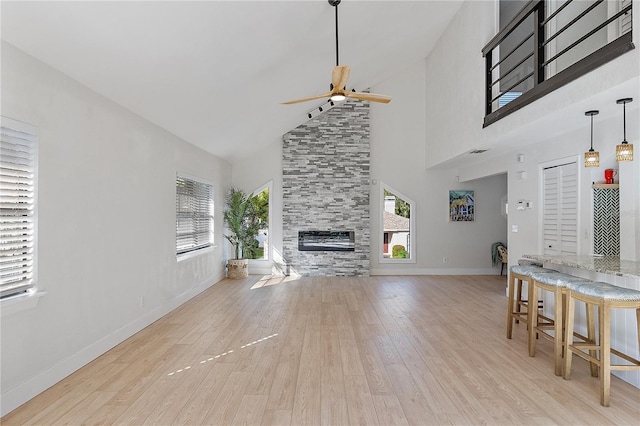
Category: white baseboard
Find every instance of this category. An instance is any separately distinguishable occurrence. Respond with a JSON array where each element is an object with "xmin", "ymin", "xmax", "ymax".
[
  {"xmin": 369, "ymin": 267, "xmax": 499, "ymax": 276},
  {"xmin": 250, "ymin": 265, "xmax": 276, "ymax": 276},
  {"xmin": 0, "ymin": 274, "xmax": 224, "ymax": 417}
]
